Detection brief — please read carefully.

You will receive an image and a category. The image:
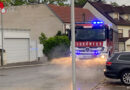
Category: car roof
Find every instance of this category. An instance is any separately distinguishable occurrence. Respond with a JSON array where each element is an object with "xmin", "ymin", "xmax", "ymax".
[{"xmin": 114, "ymin": 52, "xmax": 130, "ymax": 54}]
